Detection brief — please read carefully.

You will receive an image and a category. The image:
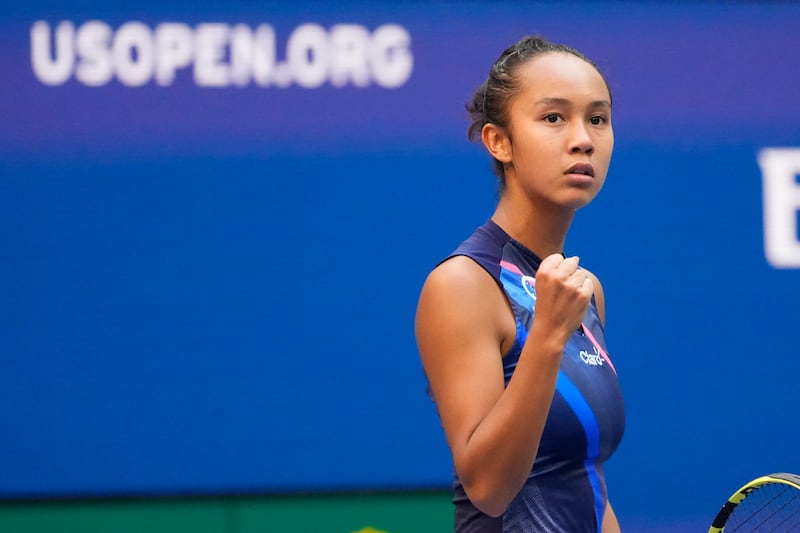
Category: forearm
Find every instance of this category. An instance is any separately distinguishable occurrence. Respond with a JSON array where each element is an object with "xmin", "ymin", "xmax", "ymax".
[{"xmin": 455, "ymin": 331, "xmax": 564, "ymax": 516}]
